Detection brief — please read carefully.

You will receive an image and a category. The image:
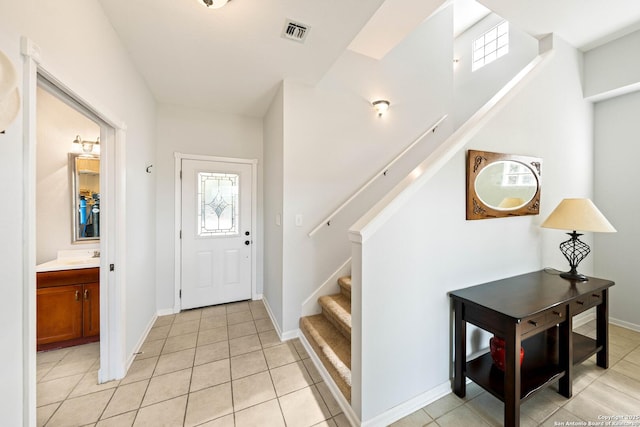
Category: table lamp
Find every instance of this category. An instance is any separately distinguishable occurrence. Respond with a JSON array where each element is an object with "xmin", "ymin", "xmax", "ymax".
[{"xmin": 541, "ymin": 198, "xmax": 616, "ymax": 281}]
